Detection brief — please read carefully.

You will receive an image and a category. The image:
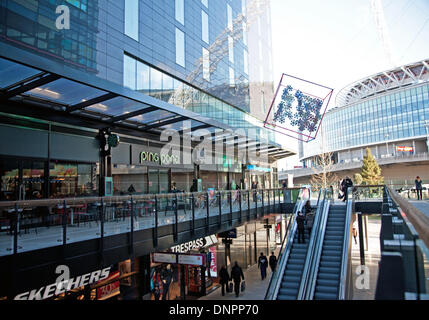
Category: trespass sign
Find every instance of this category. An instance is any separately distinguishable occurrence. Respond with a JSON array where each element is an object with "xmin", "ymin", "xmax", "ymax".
[{"xmin": 14, "ymin": 266, "xmax": 111, "ymax": 300}]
